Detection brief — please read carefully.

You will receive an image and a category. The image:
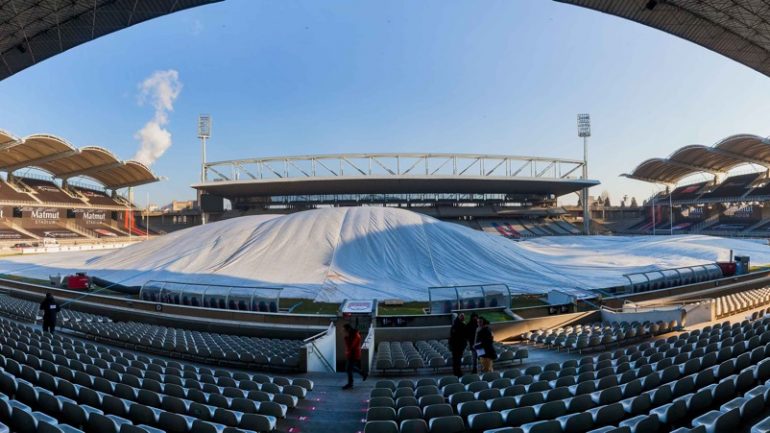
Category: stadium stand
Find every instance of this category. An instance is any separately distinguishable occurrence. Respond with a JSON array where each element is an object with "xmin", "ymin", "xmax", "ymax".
[
  {"xmin": 713, "ymin": 288, "xmax": 770, "ymax": 319},
  {"xmin": 0, "ymin": 317, "xmax": 310, "ymax": 432},
  {"xmin": 477, "ymin": 219, "xmax": 580, "ymax": 239},
  {"xmin": 0, "ymin": 294, "xmax": 304, "ymax": 372},
  {"xmin": 670, "ymin": 182, "xmax": 708, "ymax": 202},
  {"xmin": 0, "ymin": 179, "xmax": 37, "ymax": 204},
  {"xmin": 70, "ymin": 187, "xmax": 125, "ymax": 208},
  {"xmin": 364, "ymin": 312, "xmax": 770, "ymax": 433},
  {"xmin": 374, "ymin": 340, "xmax": 527, "ymax": 372},
  {"xmin": 699, "ymin": 173, "xmax": 760, "ymax": 201},
  {"xmin": 16, "ymin": 178, "xmax": 85, "ymax": 206},
  {"xmin": 520, "ymin": 321, "xmax": 675, "ymax": 353}
]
